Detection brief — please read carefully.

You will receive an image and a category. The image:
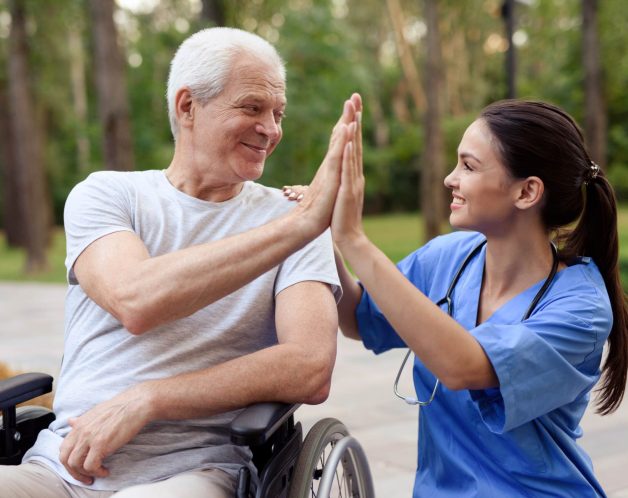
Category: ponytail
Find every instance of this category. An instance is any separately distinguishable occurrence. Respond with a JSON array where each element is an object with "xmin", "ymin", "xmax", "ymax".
[
  {"xmin": 480, "ymin": 99, "xmax": 628, "ymax": 415},
  {"xmin": 562, "ymin": 171, "xmax": 628, "ymax": 414}
]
